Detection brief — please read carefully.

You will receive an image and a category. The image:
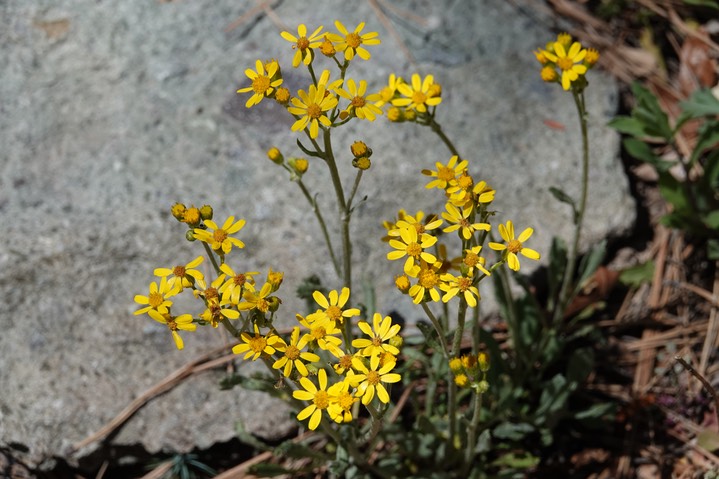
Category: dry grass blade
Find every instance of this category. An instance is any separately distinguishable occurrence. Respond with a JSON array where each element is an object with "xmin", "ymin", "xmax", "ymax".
[
  {"xmin": 699, "ymin": 263, "xmax": 719, "ymax": 376},
  {"xmin": 138, "ymin": 460, "xmax": 173, "ymax": 479}
]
